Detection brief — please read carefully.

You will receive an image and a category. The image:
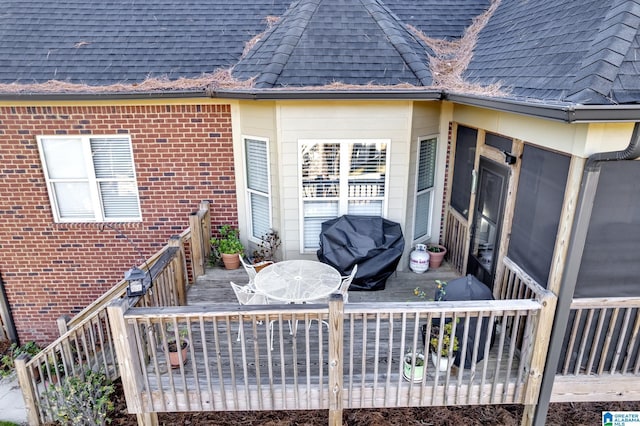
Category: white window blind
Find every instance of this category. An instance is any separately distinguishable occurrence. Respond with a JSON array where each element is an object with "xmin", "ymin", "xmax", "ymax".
[
  {"xmin": 414, "ymin": 137, "xmax": 437, "ymax": 240},
  {"xmin": 300, "ymin": 140, "xmax": 388, "ymax": 250},
  {"xmin": 38, "ymin": 136, "xmax": 141, "ymax": 223},
  {"xmin": 245, "ymin": 137, "xmax": 271, "ymax": 239}
]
